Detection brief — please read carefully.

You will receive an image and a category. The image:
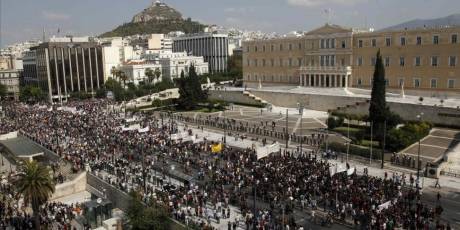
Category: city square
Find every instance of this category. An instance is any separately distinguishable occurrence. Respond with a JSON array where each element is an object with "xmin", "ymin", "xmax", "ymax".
[{"xmin": 1, "ymin": 0, "xmax": 460, "ymax": 229}]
